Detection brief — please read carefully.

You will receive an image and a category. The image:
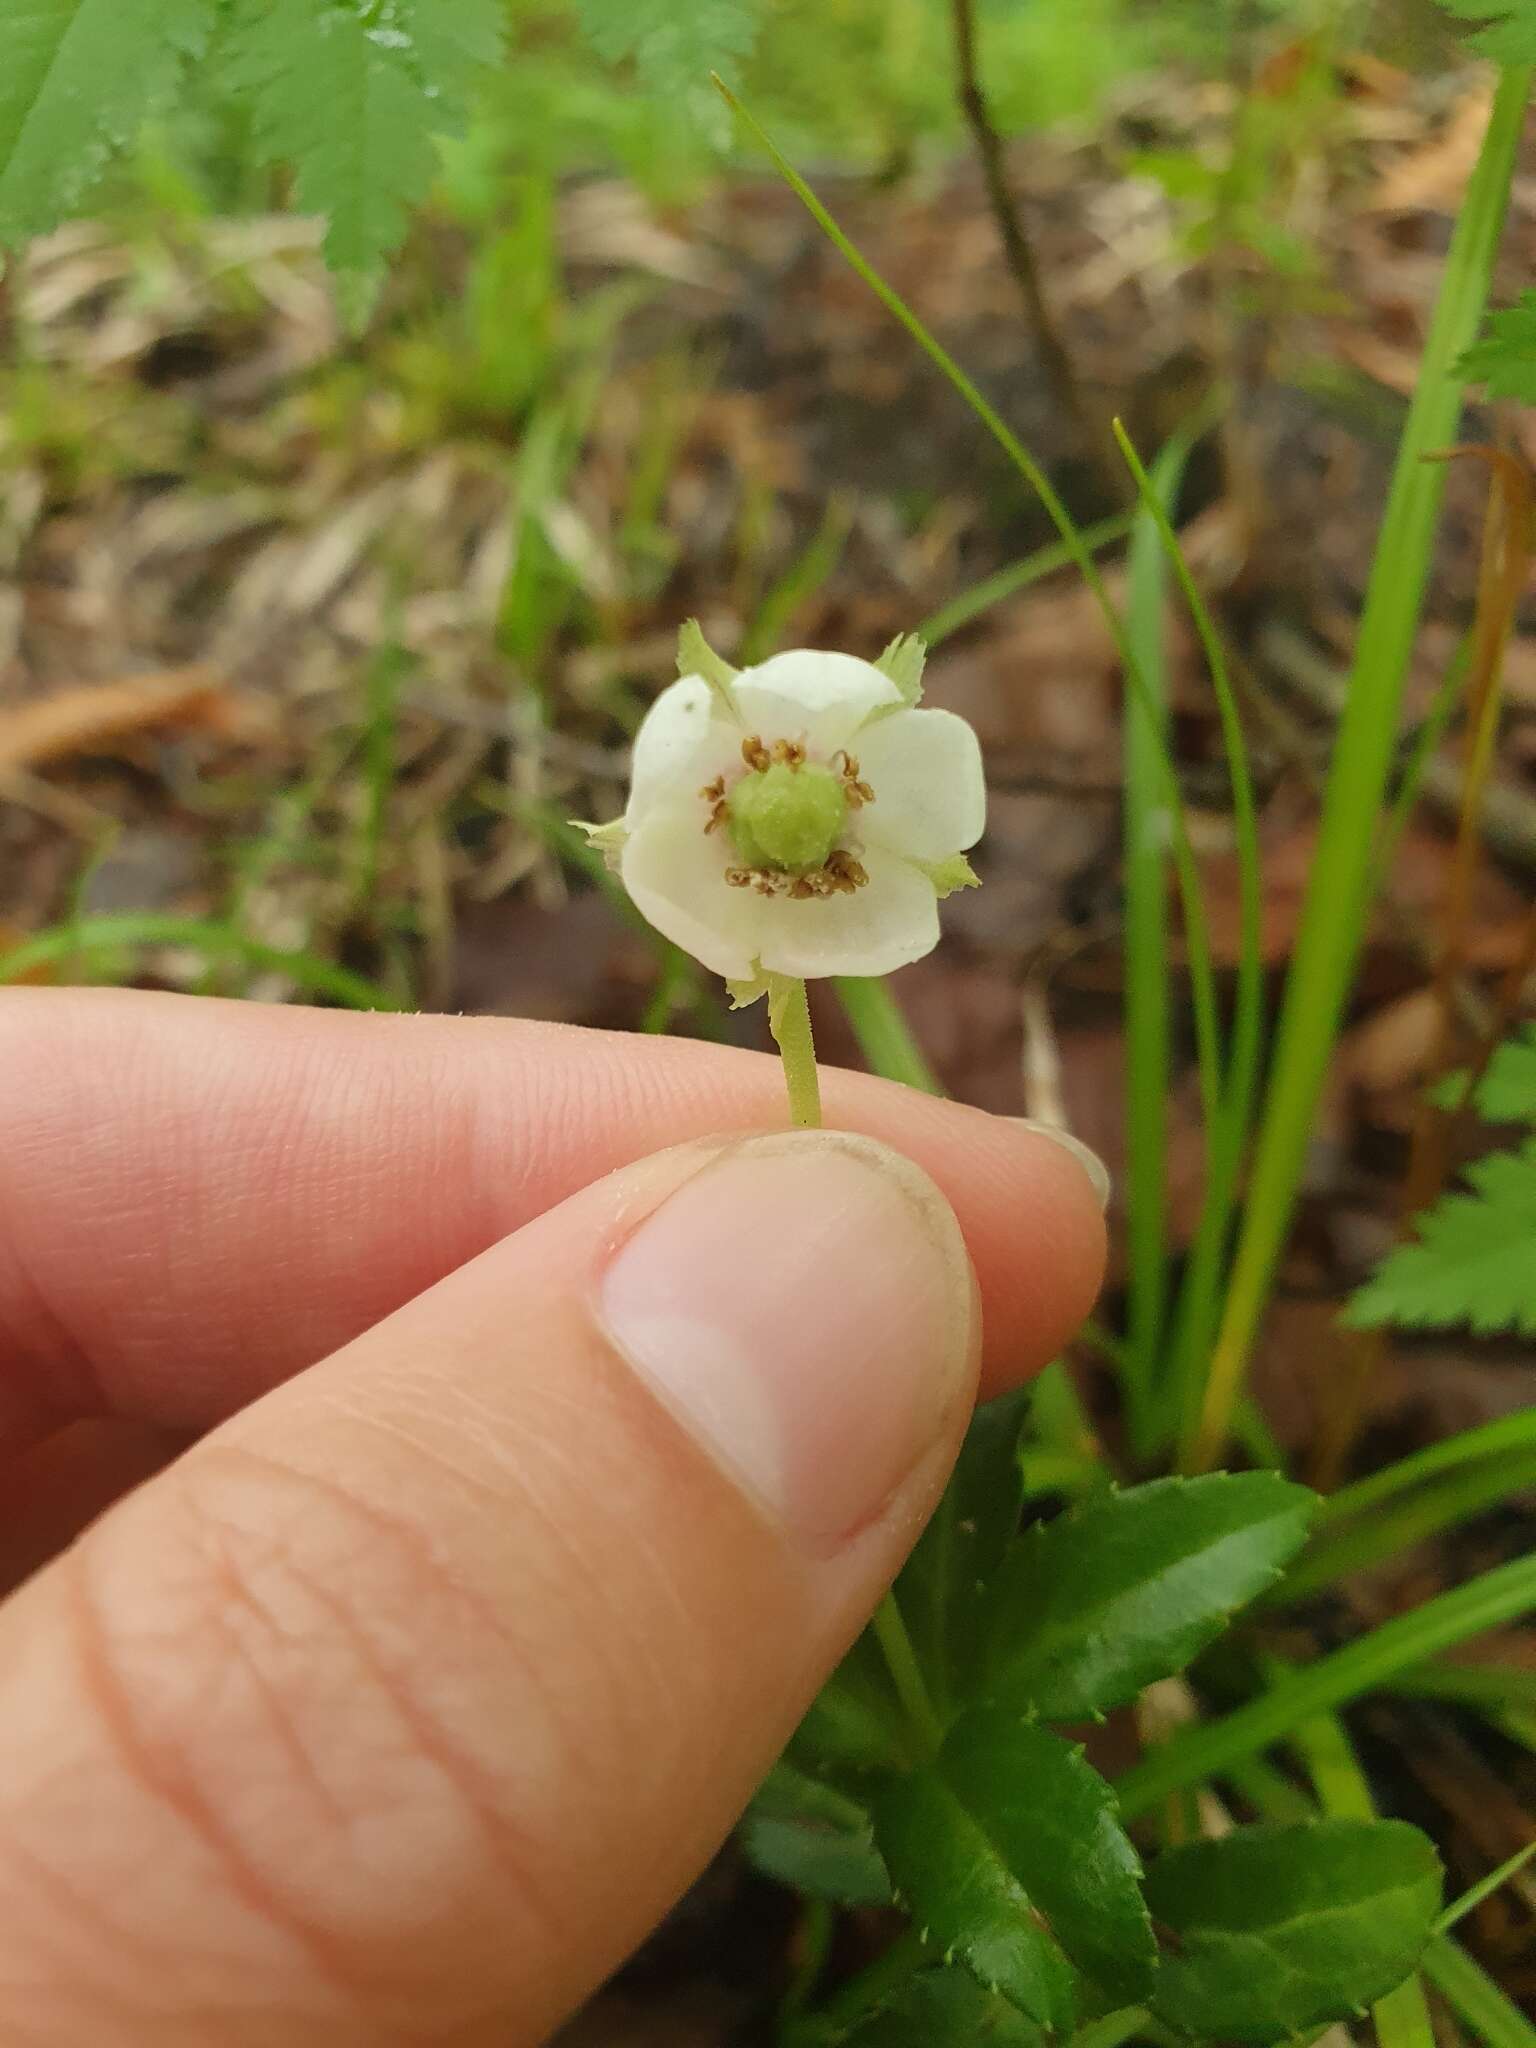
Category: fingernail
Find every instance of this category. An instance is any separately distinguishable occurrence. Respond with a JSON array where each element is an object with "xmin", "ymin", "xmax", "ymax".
[
  {"xmin": 1011, "ymin": 1120, "xmax": 1111, "ymax": 1210},
  {"xmin": 599, "ymin": 1131, "xmax": 974, "ymax": 1548}
]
